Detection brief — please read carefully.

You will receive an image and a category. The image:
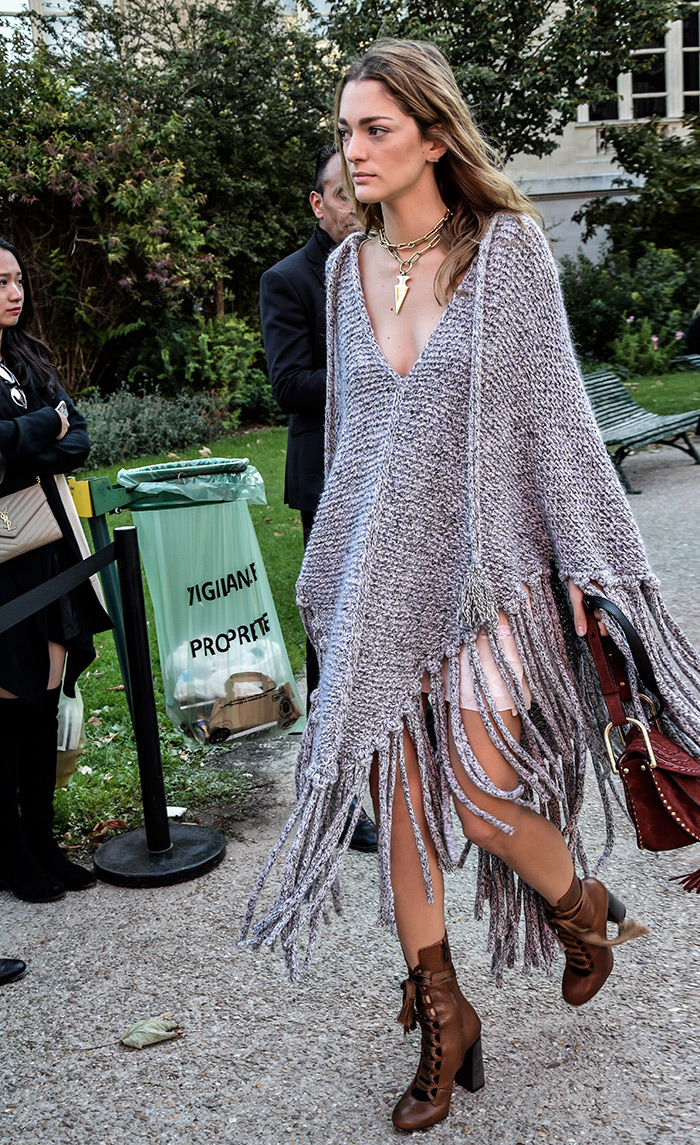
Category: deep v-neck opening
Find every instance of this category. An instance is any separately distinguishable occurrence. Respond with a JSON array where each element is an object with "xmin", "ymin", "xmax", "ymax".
[{"xmin": 349, "ymin": 234, "xmax": 476, "ymax": 381}]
